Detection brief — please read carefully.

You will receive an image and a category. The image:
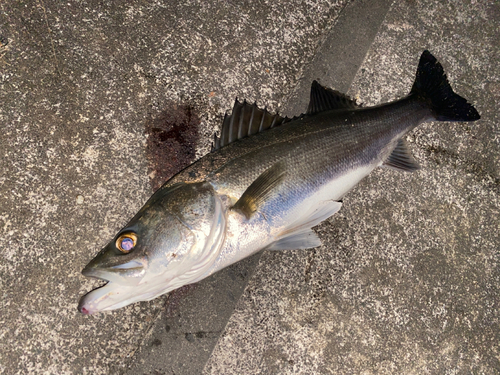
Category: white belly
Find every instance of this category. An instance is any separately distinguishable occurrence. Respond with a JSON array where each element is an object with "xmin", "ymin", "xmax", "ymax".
[{"xmin": 207, "ymin": 164, "xmax": 374, "ymax": 276}]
